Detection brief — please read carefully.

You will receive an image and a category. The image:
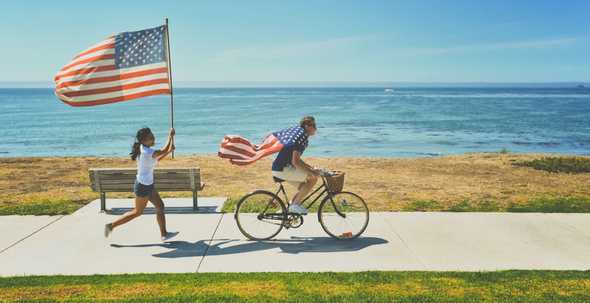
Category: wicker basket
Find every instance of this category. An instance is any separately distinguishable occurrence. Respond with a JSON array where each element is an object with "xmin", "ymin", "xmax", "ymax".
[{"xmin": 325, "ymin": 171, "xmax": 345, "ymax": 193}]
